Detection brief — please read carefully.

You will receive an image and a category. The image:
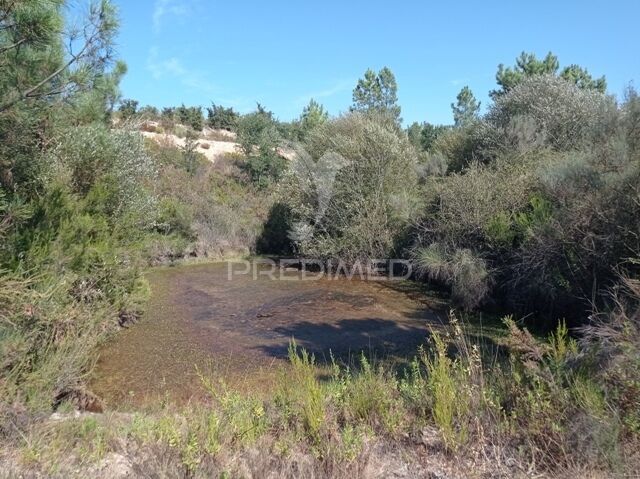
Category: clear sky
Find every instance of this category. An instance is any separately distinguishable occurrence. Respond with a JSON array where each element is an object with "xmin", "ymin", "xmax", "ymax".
[{"xmin": 108, "ymin": 0, "xmax": 640, "ymax": 126}]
